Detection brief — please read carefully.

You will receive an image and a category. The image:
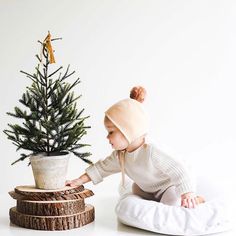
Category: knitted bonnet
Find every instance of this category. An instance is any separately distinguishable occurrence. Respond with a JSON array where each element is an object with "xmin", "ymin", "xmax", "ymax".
[
  {"xmin": 105, "ymin": 86, "xmax": 148, "ymax": 186},
  {"xmin": 105, "ymin": 86, "xmax": 148, "ymax": 143}
]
